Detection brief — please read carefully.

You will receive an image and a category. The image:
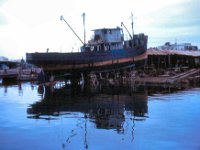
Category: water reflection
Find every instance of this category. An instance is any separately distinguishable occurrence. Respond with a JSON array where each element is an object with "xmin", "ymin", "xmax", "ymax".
[
  {"xmin": 26, "ymin": 84, "xmax": 148, "ymax": 148},
  {"xmin": 0, "ymin": 80, "xmax": 35, "ymax": 96},
  {"xmin": 1, "ymin": 81, "xmax": 200, "ymax": 149},
  {"xmin": 27, "ymin": 84, "xmax": 148, "ymax": 131}
]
